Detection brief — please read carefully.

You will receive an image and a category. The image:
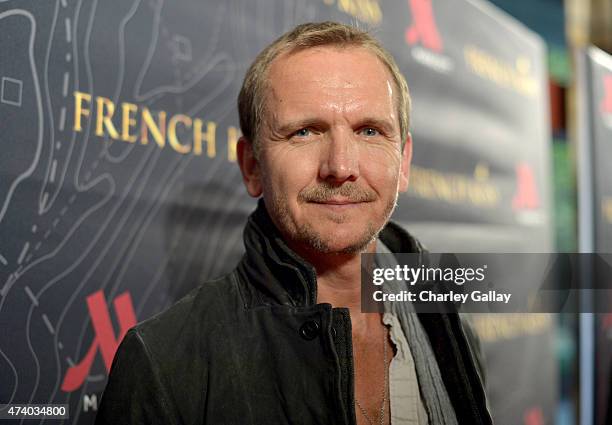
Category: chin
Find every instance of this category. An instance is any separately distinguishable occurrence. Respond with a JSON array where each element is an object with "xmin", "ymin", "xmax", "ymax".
[
  {"xmin": 297, "ymin": 223, "xmax": 378, "ymax": 255},
  {"xmin": 332, "ymin": 240, "xmax": 375, "ymax": 255}
]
